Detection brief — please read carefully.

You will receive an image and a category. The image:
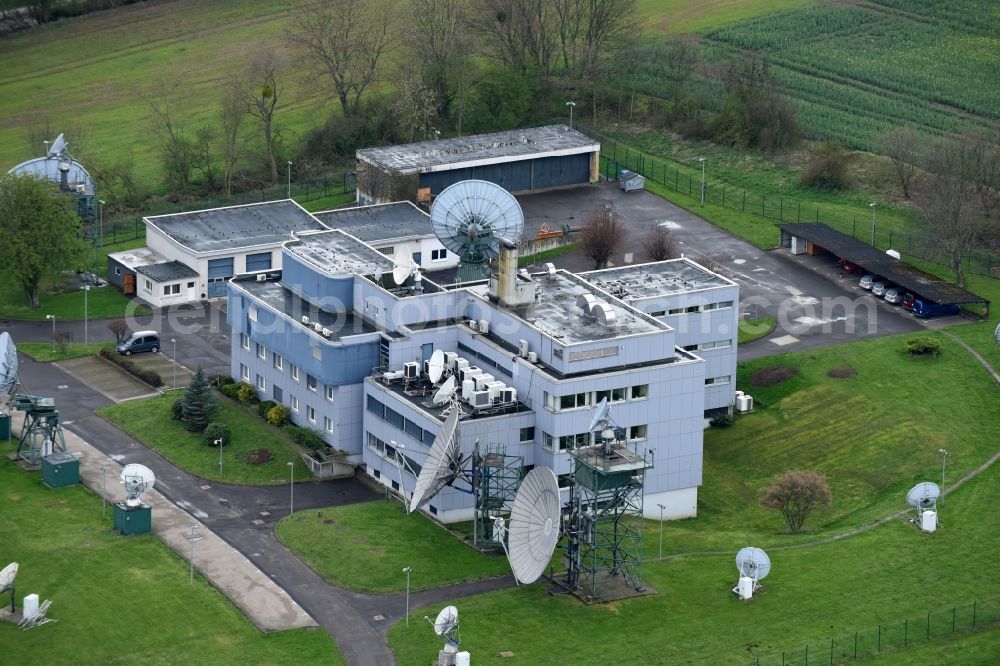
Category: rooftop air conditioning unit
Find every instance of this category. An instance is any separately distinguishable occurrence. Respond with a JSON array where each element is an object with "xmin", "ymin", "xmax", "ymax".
[
  {"xmin": 321, "ymin": 327, "xmax": 332, "ymax": 338},
  {"xmin": 459, "ymin": 366, "xmax": 481, "ymax": 383},
  {"xmin": 471, "ymin": 390, "xmax": 491, "ymax": 408},
  {"xmin": 734, "ymin": 390, "xmax": 744, "ymax": 398},
  {"xmin": 256, "ymin": 273, "xmax": 268, "ymax": 282},
  {"xmin": 455, "ymin": 358, "xmax": 470, "ymax": 372},
  {"xmin": 301, "ymin": 316, "xmax": 310, "ymax": 325},
  {"xmin": 444, "ymin": 352, "xmax": 458, "ymax": 369},
  {"xmin": 486, "ymin": 381, "xmax": 505, "ymax": 401},
  {"xmin": 422, "ymin": 360, "xmax": 431, "ymax": 377},
  {"xmin": 518, "ymin": 340, "xmax": 529, "ymax": 358},
  {"xmin": 500, "ymin": 387, "xmax": 517, "ymax": 404},
  {"xmin": 383, "ymin": 370, "xmax": 405, "ymax": 381},
  {"xmin": 475, "ymin": 374, "xmax": 495, "ymax": 390},
  {"xmin": 478, "ymin": 319, "xmax": 489, "ymax": 335},
  {"xmin": 736, "ymin": 394, "xmax": 754, "ymax": 412},
  {"xmin": 403, "ymin": 362, "xmax": 420, "ymax": 379},
  {"xmin": 527, "ymin": 351, "xmax": 538, "ymax": 363},
  {"xmin": 313, "ymin": 322, "xmax": 323, "ymax": 332},
  {"xmin": 461, "ymin": 379, "xmax": 476, "ymax": 400}
]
